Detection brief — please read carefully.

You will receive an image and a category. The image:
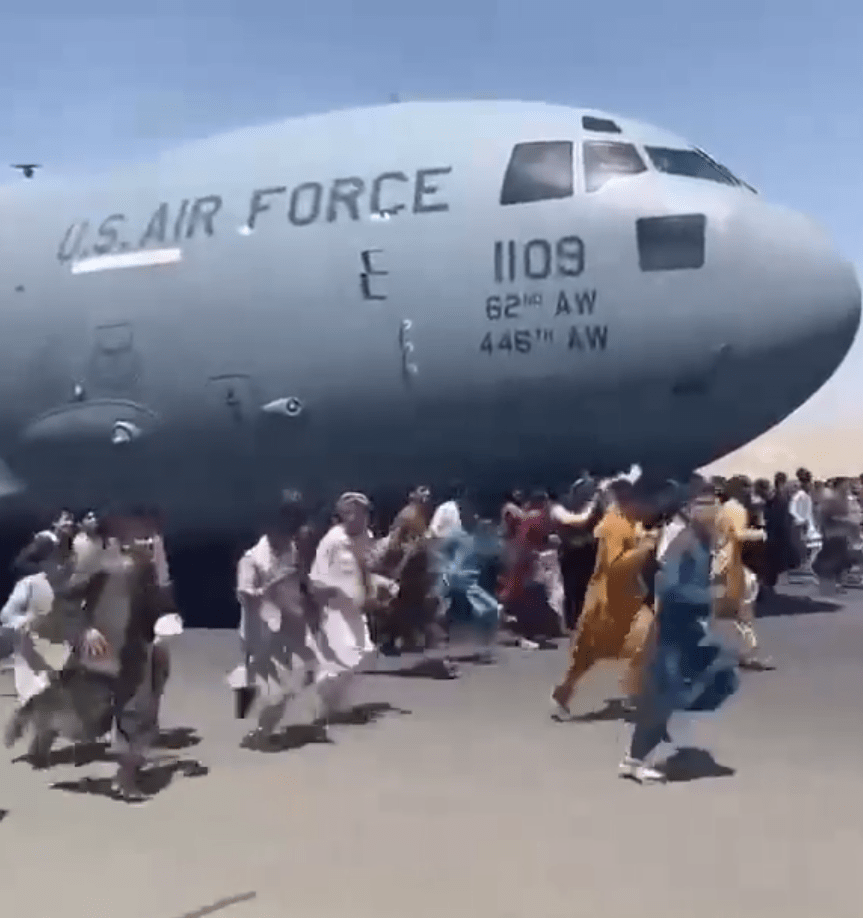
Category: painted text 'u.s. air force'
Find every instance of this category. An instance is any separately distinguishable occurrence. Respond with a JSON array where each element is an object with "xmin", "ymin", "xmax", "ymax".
[{"xmin": 57, "ymin": 166, "xmax": 452, "ymax": 263}]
